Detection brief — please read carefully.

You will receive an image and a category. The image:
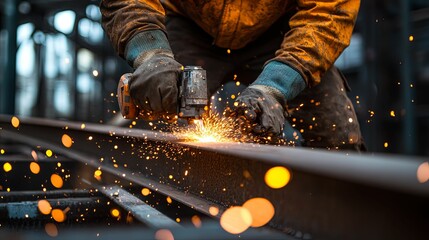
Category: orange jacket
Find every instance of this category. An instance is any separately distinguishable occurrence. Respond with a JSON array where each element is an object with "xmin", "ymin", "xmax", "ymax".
[{"xmin": 101, "ymin": 0, "xmax": 360, "ymax": 86}]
